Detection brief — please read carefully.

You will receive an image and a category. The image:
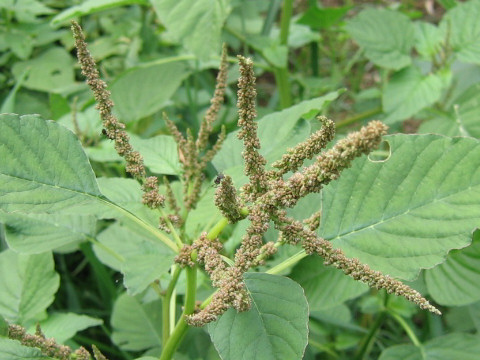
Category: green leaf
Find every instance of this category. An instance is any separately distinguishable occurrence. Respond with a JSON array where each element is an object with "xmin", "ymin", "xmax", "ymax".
[
  {"xmin": 151, "ymin": 0, "xmax": 232, "ymax": 60},
  {"xmin": 297, "ymin": 5, "xmax": 351, "ymax": 30},
  {"xmin": 0, "ymin": 250, "xmax": 59, "ymax": 325},
  {"xmin": 212, "ymin": 91, "xmax": 341, "ymax": 184},
  {"xmin": 289, "ymin": 256, "xmax": 368, "ymax": 311},
  {"xmin": 0, "ymin": 338, "xmax": 54, "ymax": 360},
  {"xmin": 51, "ymin": 0, "xmax": 149, "ymax": 26},
  {"xmin": 208, "ymin": 273, "xmax": 309, "ymax": 360},
  {"xmin": 424, "ymin": 231, "xmax": 480, "ymax": 306},
  {"xmin": 110, "ymin": 60, "xmax": 189, "ymax": 122},
  {"xmin": 320, "ymin": 134, "xmax": 480, "ymax": 280},
  {"xmin": 383, "ymin": 66, "xmax": 446, "ymax": 124},
  {"xmin": 440, "ymin": 0, "xmax": 480, "ymax": 64},
  {"xmin": 122, "ymin": 252, "xmax": 175, "ymax": 295},
  {"xmin": 0, "ymin": 315, "xmax": 8, "ymax": 337},
  {"xmin": 345, "ymin": 8, "xmax": 414, "ymax": 70},
  {"xmin": 2, "ymin": 212, "xmax": 96, "ymax": 254},
  {"xmin": 379, "ymin": 333, "xmax": 480, "ymax": 360},
  {"xmin": 129, "ymin": 135, "xmax": 181, "ymax": 175},
  {"xmin": 414, "ymin": 22, "xmax": 444, "ymax": 59},
  {"xmin": 419, "ymin": 82, "xmax": 480, "ymax": 137},
  {"xmin": 30, "ymin": 313, "xmax": 103, "ymax": 344},
  {"xmin": 0, "ymin": 114, "xmax": 102, "ymax": 213},
  {"xmin": 185, "ymin": 187, "xmax": 221, "ymax": 238},
  {"xmin": 111, "ymin": 293, "xmax": 162, "ymax": 351},
  {"xmin": 11, "ymin": 48, "xmax": 75, "ymax": 92}
]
